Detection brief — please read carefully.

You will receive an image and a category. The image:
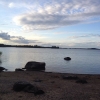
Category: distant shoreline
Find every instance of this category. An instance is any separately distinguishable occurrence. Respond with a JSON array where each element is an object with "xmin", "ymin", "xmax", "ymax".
[{"xmin": 0, "ymin": 44, "xmax": 100, "ymax": 50}]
